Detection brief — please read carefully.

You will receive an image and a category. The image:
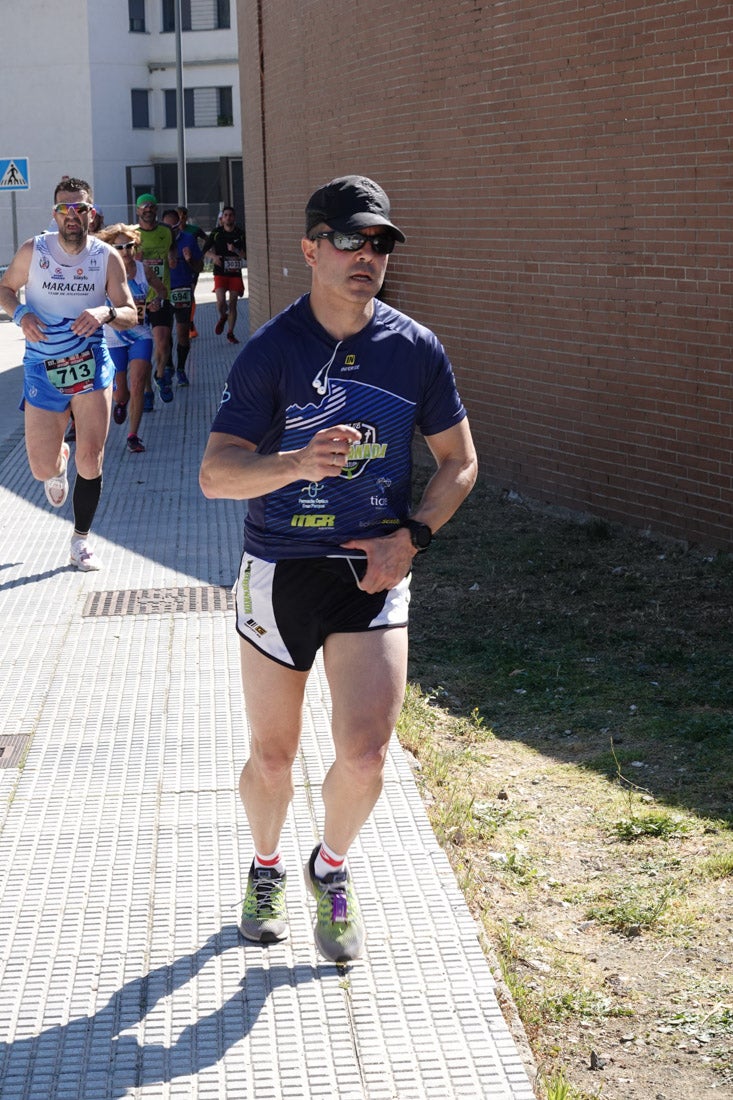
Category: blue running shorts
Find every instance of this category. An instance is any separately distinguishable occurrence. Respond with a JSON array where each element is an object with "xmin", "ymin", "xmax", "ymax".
[
  {"xmin": 23, "ymin": 343, "xmax": 114, "ymax": 413},
  {"xmin": 109, "ymin": 338, "xmax": 153, "ymax": 372}
]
